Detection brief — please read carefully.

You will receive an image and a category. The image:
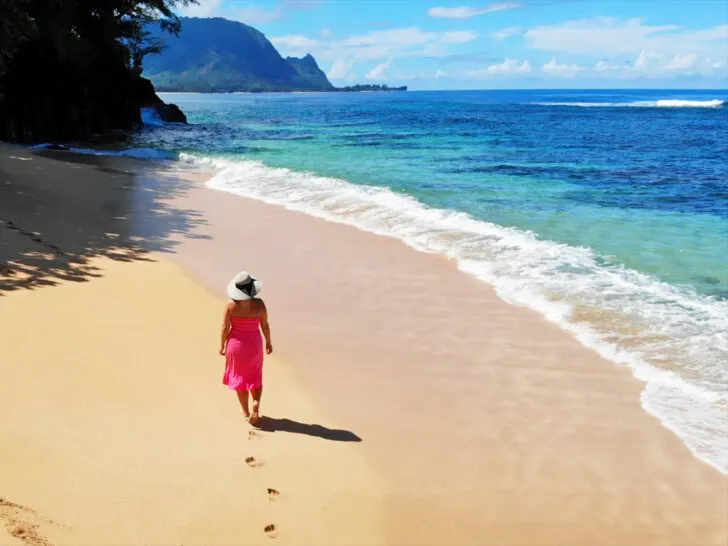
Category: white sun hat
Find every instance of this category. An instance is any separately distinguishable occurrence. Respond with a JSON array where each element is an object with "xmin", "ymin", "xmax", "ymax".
[{"xmin": 227, "ymin": 271, "xmax": 262, "ymax": 300}]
